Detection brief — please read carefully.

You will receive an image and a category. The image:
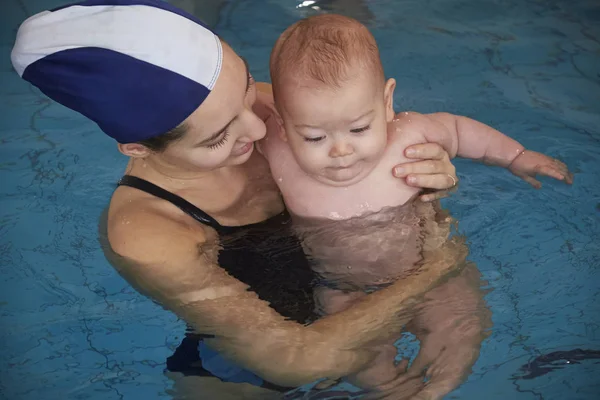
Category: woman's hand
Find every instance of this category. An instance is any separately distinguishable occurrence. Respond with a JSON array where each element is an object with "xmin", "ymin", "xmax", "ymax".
[{"xmin": 392, "ymin": 143, "xmax": 458, "ymax": 202}]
